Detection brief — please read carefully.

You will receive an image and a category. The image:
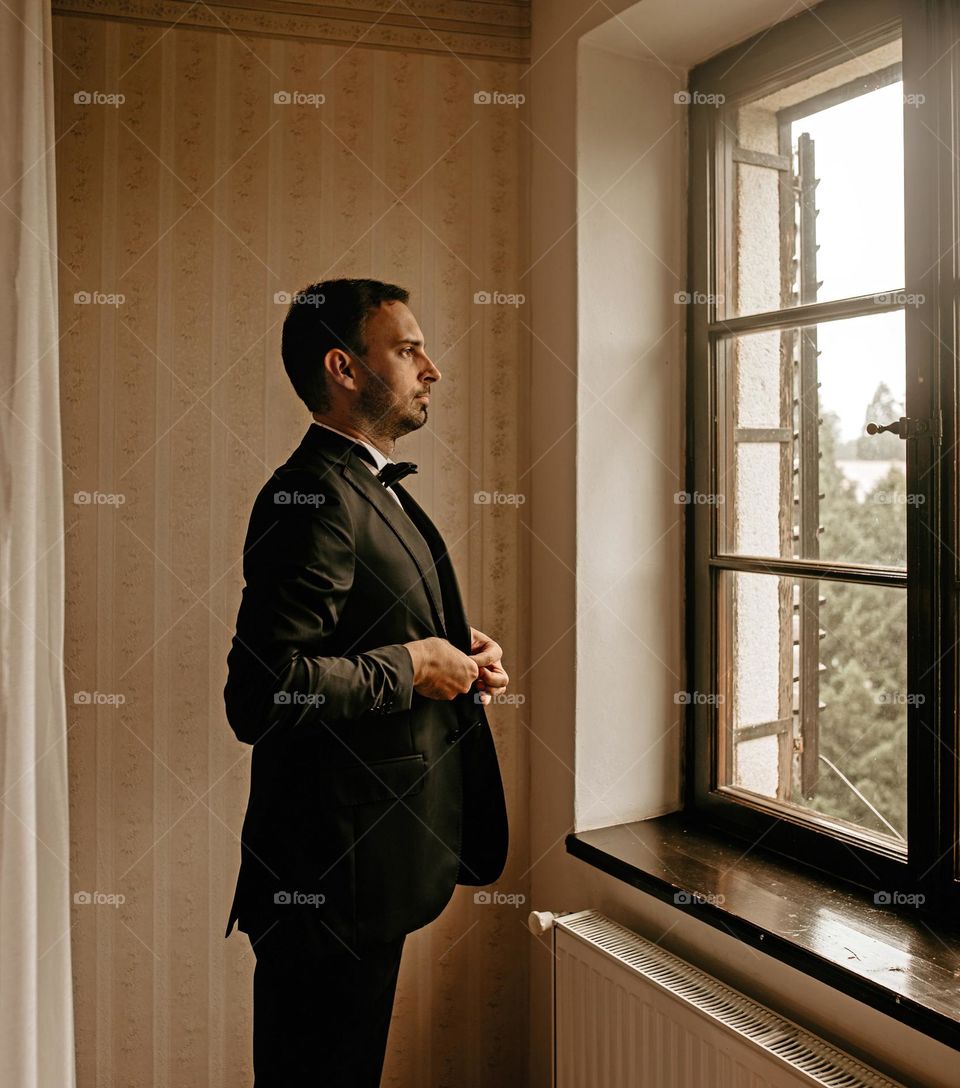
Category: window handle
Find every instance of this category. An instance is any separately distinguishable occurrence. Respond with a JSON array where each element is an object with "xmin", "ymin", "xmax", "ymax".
[
  {"xmin": 865, "ymin": 415, "xmax": 941, "ymax": 441},
  {"xmin": 866, "ymin": 417, "xmax": 907, "ymax": 437}
]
